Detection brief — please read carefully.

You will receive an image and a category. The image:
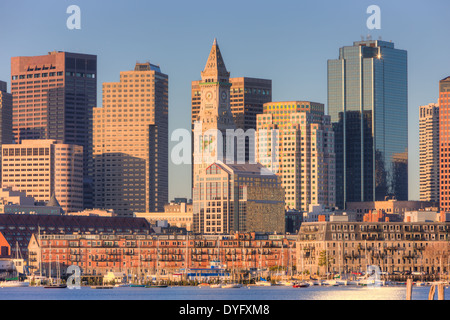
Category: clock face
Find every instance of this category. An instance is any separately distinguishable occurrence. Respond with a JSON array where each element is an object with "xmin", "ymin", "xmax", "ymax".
[
  {"xmin": 206, "ymin": 91, "xmax": 213, "ymax": 101},
  {"xmin": 221, "ymin": 91, "xmax": 227, "ymax": 101}
]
